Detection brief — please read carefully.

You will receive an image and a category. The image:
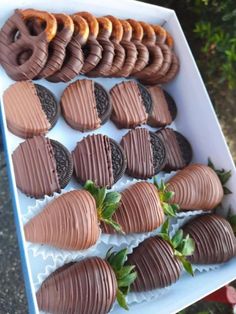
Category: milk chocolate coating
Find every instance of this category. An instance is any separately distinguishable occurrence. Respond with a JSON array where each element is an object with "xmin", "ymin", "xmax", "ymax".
[
  {"xmin": 102, "ymin": 181, "xmax": 164, "ymax": 234},
  {"xmin": 81, "ymin": 39, "xmax": 103, "ymax": 74},
  {"xmin": 87, "ymin": 38, "xmax": 115, "ymax": 77},
  {"xmin": 114, "ymin": 40, "xmax": 137, "ymax": 77},
  {"xmin": 131, "ymin": 41, "xmax": 149, "ymax": 74},
  {"xmin": 61, "ymin": 79, "xmax": 101, "ymax": 131},
  {"xmin": 37, "ymin": 14, "xmax": 74, "ymax": 79},
  {"xmin": 147, "ymin": 85, "xmax": 177, "ymax": 127},
  {"xmin": 12, "ymin": 136, "xmax": 60, "ymax": 198},
  {"xmin": 37, "ymin": 257, "xmax": 117, "ymax": 314},
  {"xmin": 134, "ymin": 44, "xmax": 164, "ymax": 80},
  {"xmin": 47, "ymin": 31, "xmax": 84, "ymax": 82},
  {"xmin": 121, "ymin": 128, "xmax": 166, "ymax": 179},
  {"xmin": 183, "ymin": 214, "xmax": 236, "ymax": 264},
  {"xmin": 157, "ymin": 128, "xmax": 192, "ymax": 171},
  {"xmin": 127, "ymin": 236, "xmax": 182, "ymax": 291},
  {"xmin": 167, "ymin": 164, "xmax": 224, "ymax": 211},
  {"xmin": 154, "ymin": 52, "xmax": 180, "ymax": 85},
  {"xmin": 24, "ymin": 190, "xmax": 100, "ymax": 250},
  {"xmin": 72, "ymin": 134, "xmax": 114, "ymax": 188},
  {"xmin": 107, "ymin": 41, "xmax": 125, "ymax": 76},
  {"xmin": 0, "ymin": 10, "xmax": 48, "ymax": 81},
  {"xmin": 110, "ymin": 81, "xmax": 148, "ymax": 129},
  {"xmin": 3, "ymin": 81, "xmax": 50, "ymax": 138}
]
